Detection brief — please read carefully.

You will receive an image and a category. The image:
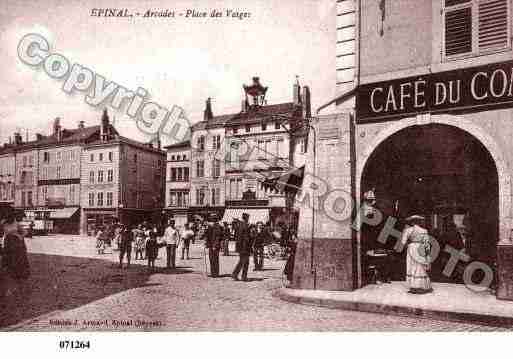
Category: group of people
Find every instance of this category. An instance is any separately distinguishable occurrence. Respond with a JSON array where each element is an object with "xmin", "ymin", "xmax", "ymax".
[
  {"xmin": 203, "ymin": 212, "xmax": 296, "ymax": 281},
  {"xmin": 95, "ymin": 220, "xmax": 196, "ymax": 271}
]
